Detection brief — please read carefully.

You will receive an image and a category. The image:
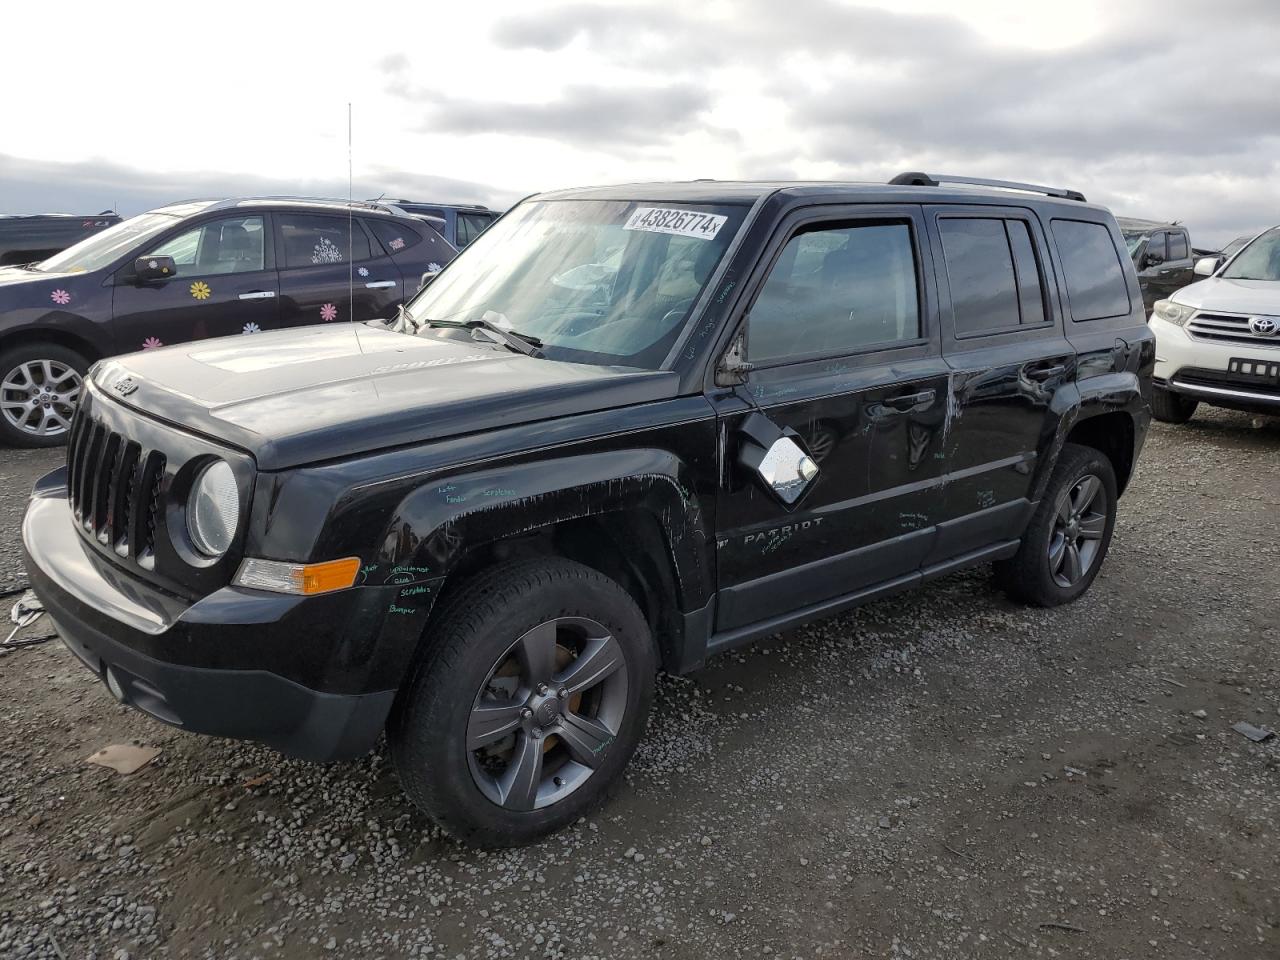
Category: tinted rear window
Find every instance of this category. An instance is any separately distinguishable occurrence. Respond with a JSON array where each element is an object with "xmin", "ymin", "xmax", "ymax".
[
  {"xmin": 368, "ymin": 220, "xmax": 423, "ymax": 254},
  {"xmin": 939, "ymin": 218, "xmax": 1048, "ymax": 336},
  {"xmin": 1051, "ymin": 220, "xmax": 1131, "ymax": 321}
]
